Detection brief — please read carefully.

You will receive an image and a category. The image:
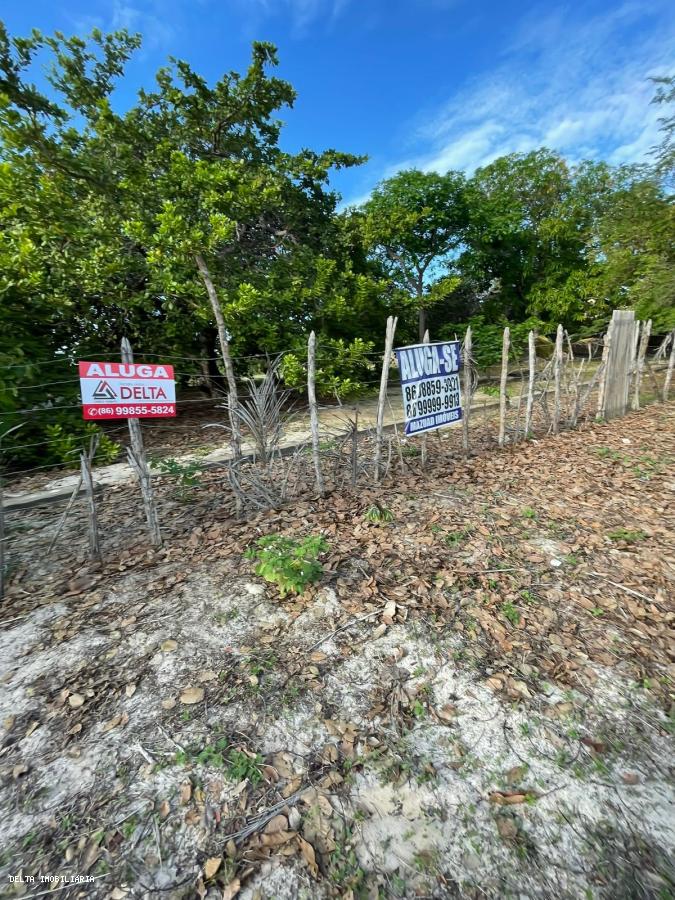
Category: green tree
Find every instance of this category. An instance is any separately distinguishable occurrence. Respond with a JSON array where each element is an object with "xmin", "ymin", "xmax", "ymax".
[
  {"xmin": 462, "ymin": 149, "xmax": 616, "ymax": 329},
  {"xmin": 361, "ymin": 169, "xmax": 468, "ymax": 341},
  {"xmin": 650, "ymin": 74, "xmax": 675, "ymax": 186},
  {"xmin": 594, "ymin": 175, "xmax": 674, "ymax": 331}
]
